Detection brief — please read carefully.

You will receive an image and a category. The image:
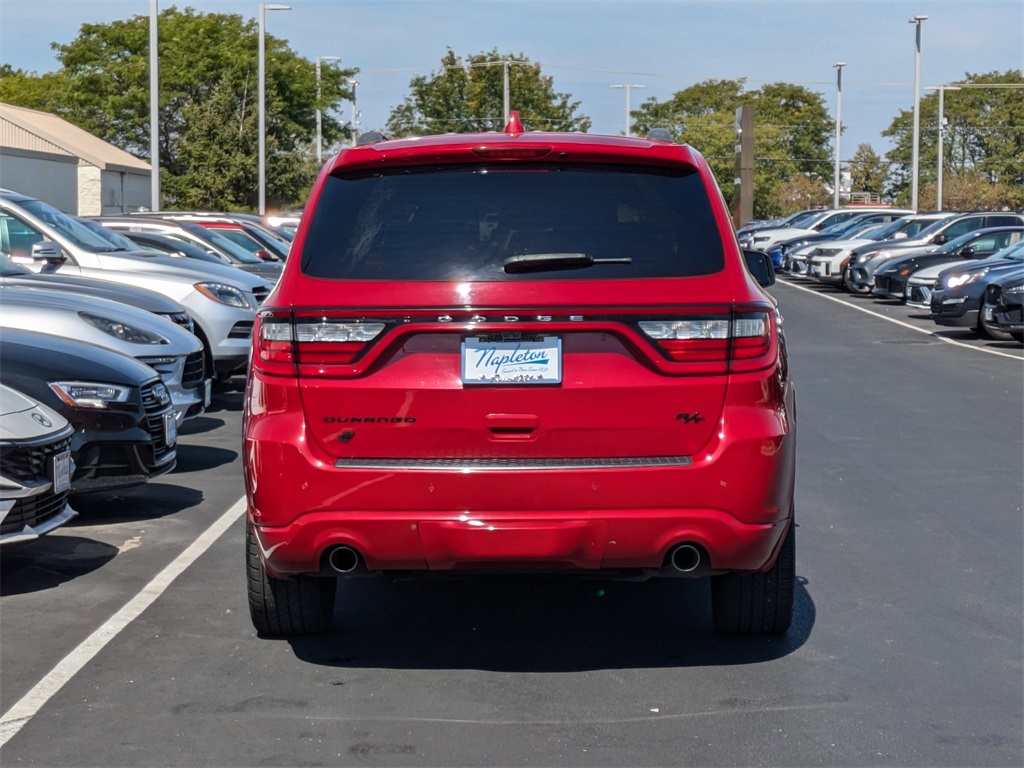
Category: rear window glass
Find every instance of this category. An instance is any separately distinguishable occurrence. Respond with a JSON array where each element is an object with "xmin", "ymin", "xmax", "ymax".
[{"xmin": 301, "ymin": 164, "xmax": 725, "ymax": 280}]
